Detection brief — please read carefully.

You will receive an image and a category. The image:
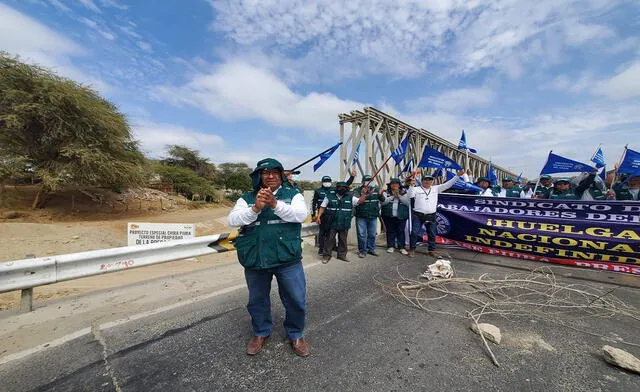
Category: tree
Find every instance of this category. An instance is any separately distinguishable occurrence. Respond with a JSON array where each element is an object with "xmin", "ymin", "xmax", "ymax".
[
  {"xmin": 0, "ymin": 52, "xmax": 147, "ymax": 208},
  {"xmin": 163, "ymin": 145, "xmax": 219, "ymax": 183},
  {"xmin": 219, "ymin": 162, "xmax": 252, "ymax": 192},
  {"xmin": 153, "ymin": 163, "xmax": 216, "ymax": 201}
]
